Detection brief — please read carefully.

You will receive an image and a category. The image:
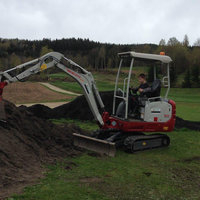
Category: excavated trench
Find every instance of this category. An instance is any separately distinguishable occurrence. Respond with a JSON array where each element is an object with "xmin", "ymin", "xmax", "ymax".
[{"xmin": 27, "ymin": 91, "xmax": 200, "ymax": 131}]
